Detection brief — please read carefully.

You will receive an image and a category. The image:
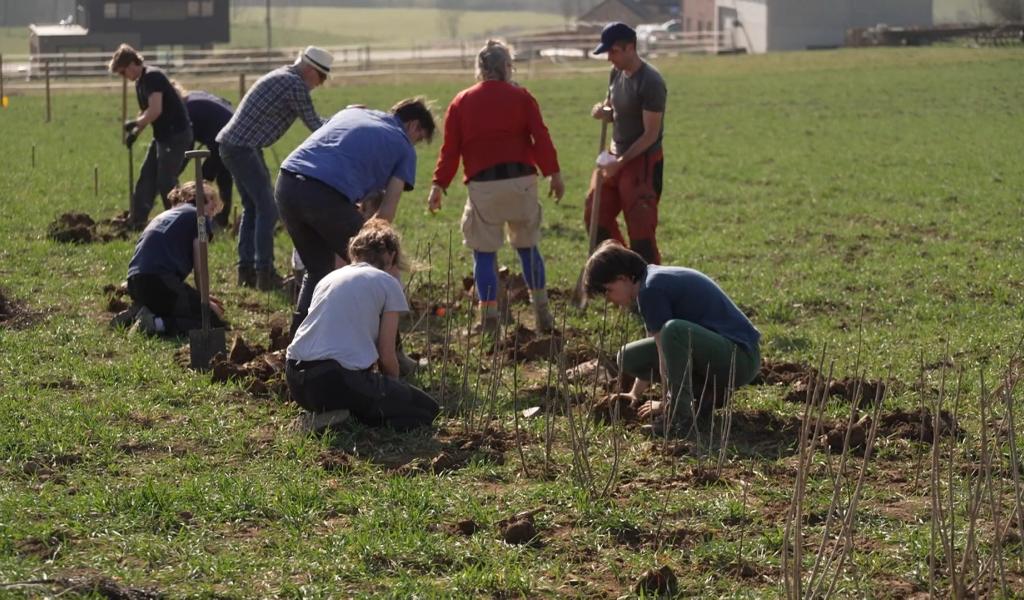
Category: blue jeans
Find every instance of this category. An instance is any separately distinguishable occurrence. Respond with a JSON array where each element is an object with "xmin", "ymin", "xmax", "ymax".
[{"xmin": 220, "ymin": 143, "xmax": 277, "ymax": 270}]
